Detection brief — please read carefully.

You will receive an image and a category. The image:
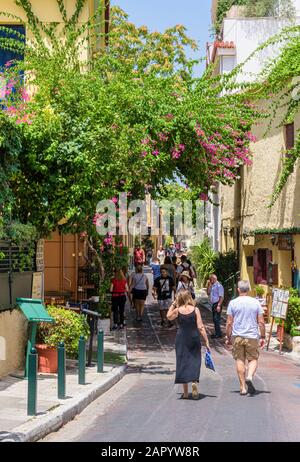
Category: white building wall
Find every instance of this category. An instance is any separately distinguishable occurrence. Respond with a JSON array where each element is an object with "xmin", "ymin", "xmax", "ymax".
[
  {"xmin": 223, "ymin": 16, "xmax": 300, "ymax": 75},
  {"xmin": 294, "ymin": 0, "xmax": 300, "ymax": 15},
  {"xmin": 211, "ymin": 3, "xmax": 300, "ymax": 252}
]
